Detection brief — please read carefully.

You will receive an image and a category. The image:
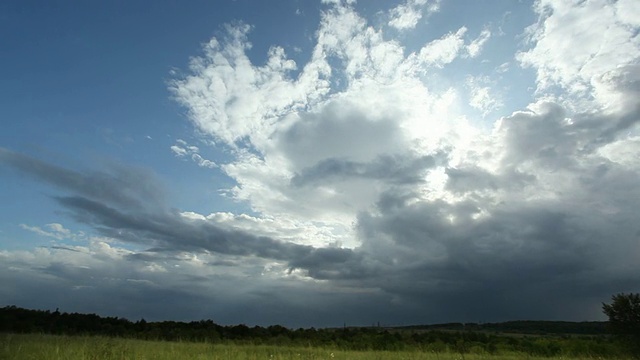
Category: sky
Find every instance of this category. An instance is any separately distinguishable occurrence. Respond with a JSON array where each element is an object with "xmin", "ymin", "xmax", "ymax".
[{"xmin": 1, "ymin": 0, "xmax": 639, "ymax": 328}]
